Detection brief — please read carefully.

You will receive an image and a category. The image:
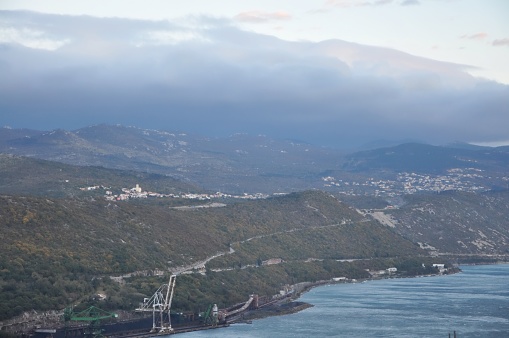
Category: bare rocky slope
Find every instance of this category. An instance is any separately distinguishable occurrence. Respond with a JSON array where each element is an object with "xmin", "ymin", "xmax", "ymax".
[{"xmin": 364, "ymin": 190, "xmax": 509, "ymax": 256}]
